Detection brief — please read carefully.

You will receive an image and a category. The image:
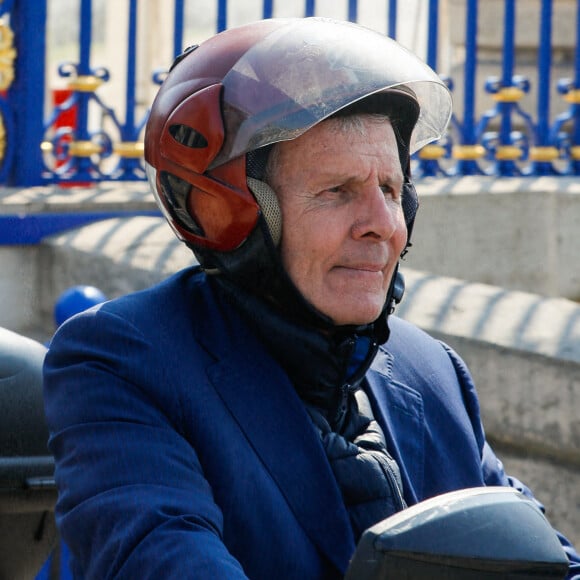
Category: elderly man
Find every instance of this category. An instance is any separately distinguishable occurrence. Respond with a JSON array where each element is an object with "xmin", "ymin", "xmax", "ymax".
[{"xmin": 43, "ymin": 17, "xmax": 580, "ymax": 579}]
